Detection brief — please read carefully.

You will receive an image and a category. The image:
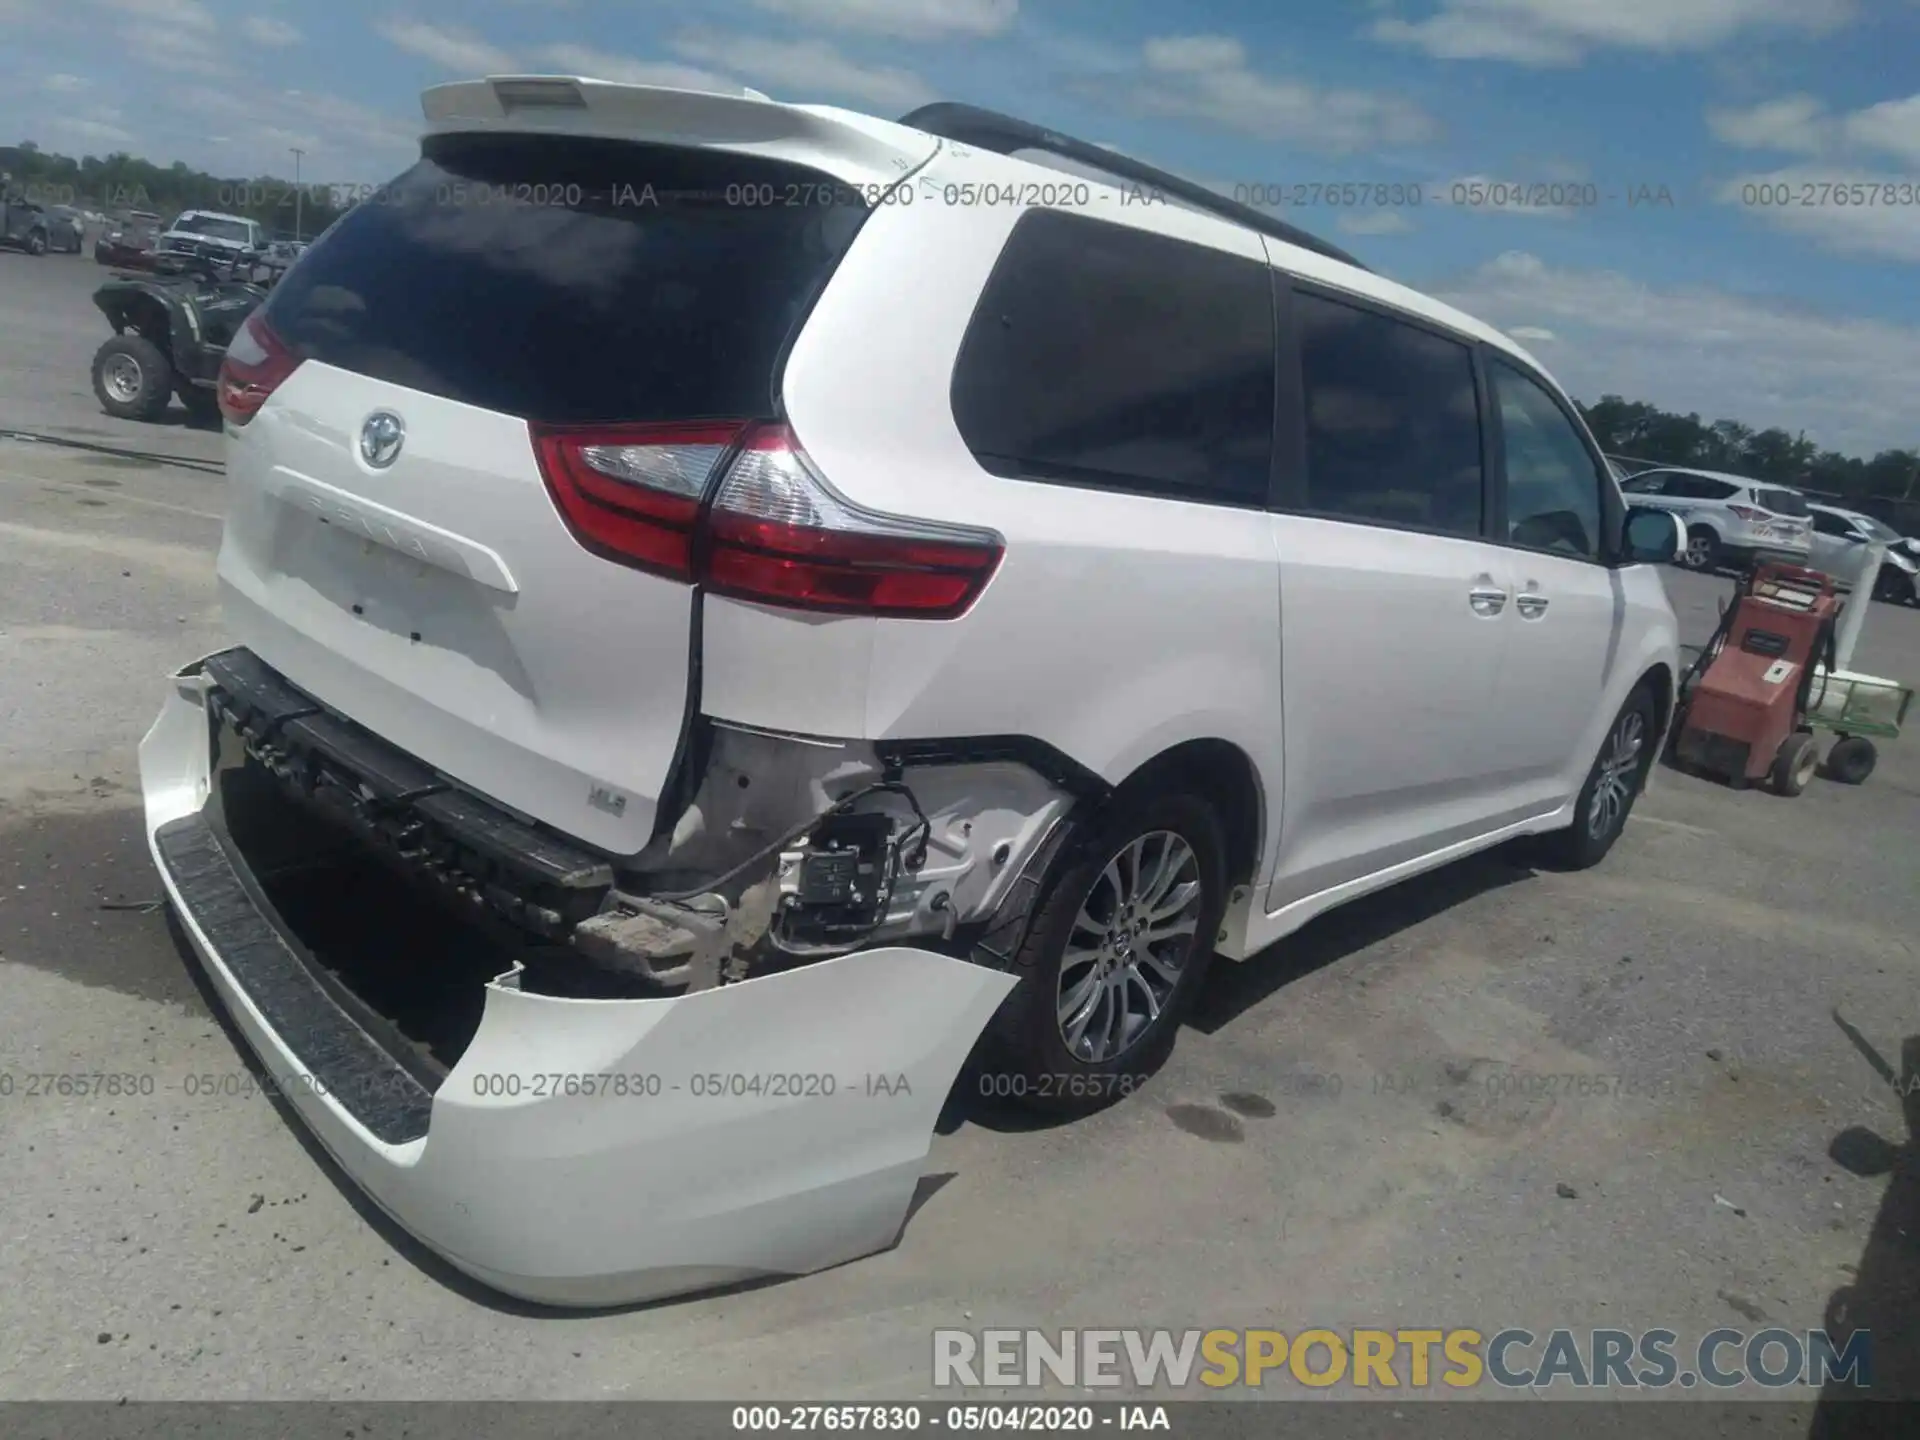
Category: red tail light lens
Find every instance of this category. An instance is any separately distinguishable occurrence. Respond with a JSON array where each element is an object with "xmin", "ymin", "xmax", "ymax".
[
  {"xmin": 1727, "ymin": 505, "xmax": 1768, "ymax": 522},
  {"xmin": 532, "ymin": 421, "xmax": 1003, "ymax": 618},
  {"xmin": 531, "ymin": 422, "xmax": 746, "ymax": 581},
  {"xmin": 704, "ymin": 424, "xmax": 1004, "ymax": 619},
  {"xmin": 216, "ymin": 312, "xmax": 301, "ymax": 426}
]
